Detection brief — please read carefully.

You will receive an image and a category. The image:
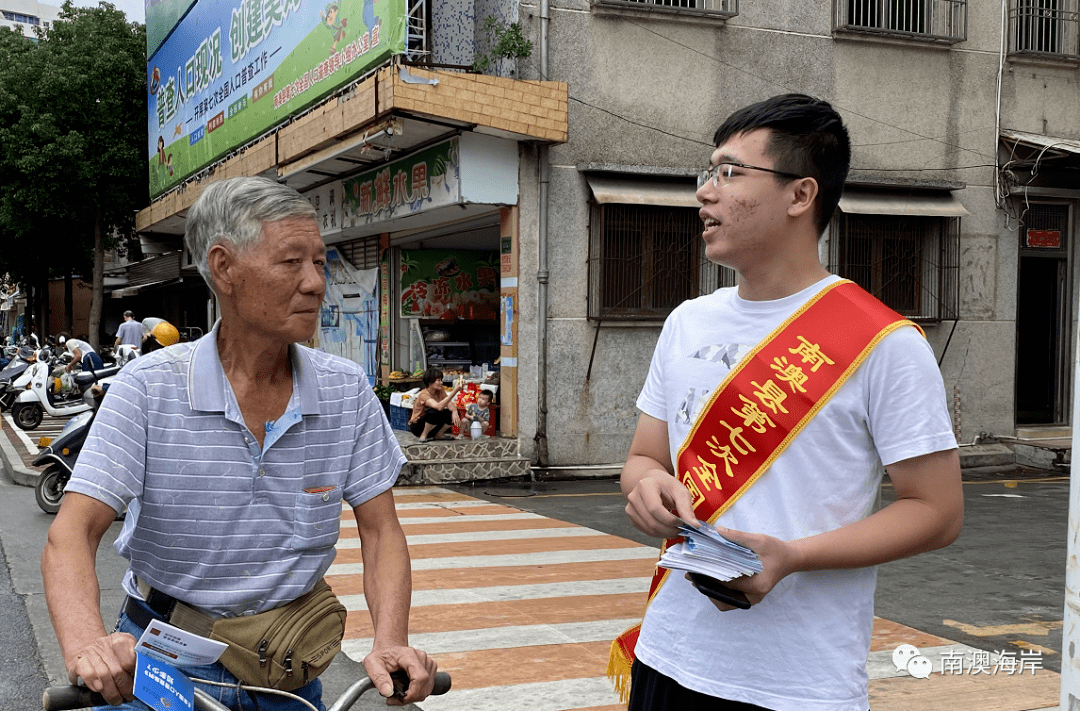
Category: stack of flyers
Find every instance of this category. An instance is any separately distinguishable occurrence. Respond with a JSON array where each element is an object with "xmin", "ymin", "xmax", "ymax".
[{"xmin": 658, "ymin": 519, "xmax": 763, "ymax": 581}]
